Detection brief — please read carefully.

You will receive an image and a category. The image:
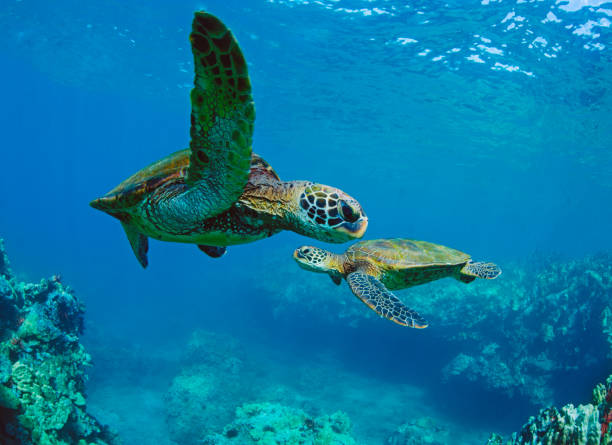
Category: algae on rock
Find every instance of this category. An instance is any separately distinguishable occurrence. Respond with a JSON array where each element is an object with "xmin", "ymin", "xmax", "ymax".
[
  {"xmin": 203, "ymin": 402, "xmax": 359, "ymax": 445},
  {"xmin": 489, "ymin": 374, "xmax": 612, "ymax": 445}
]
